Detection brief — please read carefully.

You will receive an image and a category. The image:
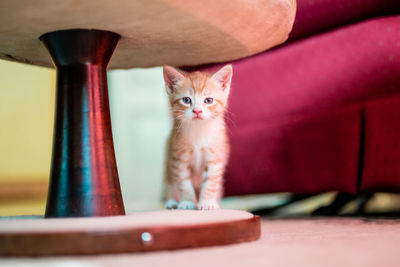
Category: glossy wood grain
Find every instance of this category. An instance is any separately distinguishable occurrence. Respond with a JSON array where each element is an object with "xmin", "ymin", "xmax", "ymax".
[
  {"xmin": 0, "ymin": 213, "xmax": 260, "ymax": 256},
  {"xmin": 40, "ymin": 29, "xmax": 125, "ymax": 218}
]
